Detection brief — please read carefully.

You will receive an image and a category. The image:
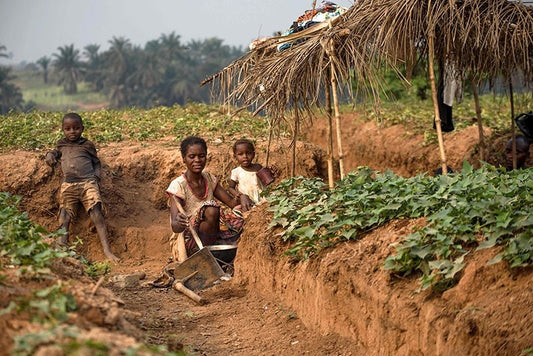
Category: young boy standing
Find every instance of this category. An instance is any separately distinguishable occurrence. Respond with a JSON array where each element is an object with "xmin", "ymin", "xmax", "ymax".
[{"xmin": 45, "ymin": 112, "xmax": 119, "ymax": 262}]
